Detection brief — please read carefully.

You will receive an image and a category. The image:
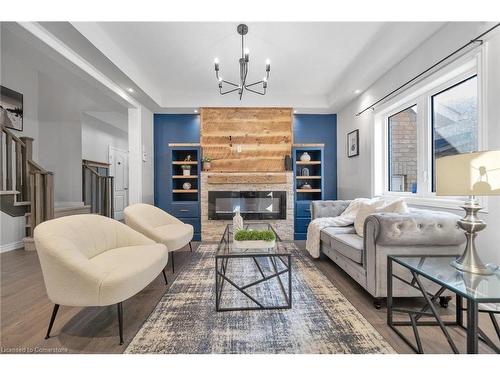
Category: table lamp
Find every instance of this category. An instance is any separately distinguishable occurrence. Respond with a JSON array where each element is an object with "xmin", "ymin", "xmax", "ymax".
[{"xmin": 436, "ymin": 150, "xmax": 500, "ymax": 275}]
